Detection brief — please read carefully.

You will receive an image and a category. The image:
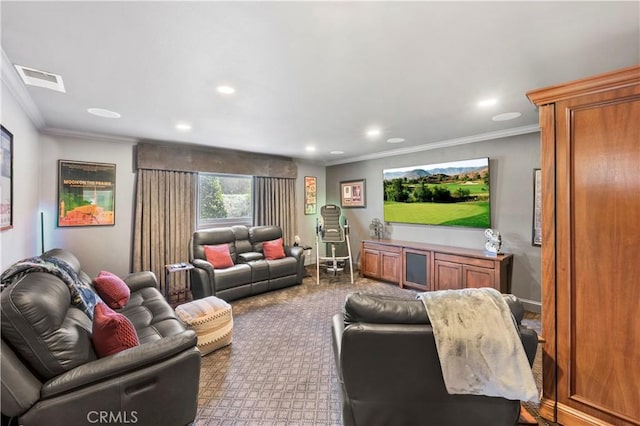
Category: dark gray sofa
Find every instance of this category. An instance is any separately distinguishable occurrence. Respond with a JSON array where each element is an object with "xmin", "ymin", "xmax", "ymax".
[
  {"xmin": 332, "ymin": 292, "xmax": 538, "ymax": 426},
  {"xmin": 190, "ymin": 225, "xmax": 305, "ymax": 302},
  {"xmin": 0, "ymin": 249, "xmax": 201, "ymax": 426}
]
